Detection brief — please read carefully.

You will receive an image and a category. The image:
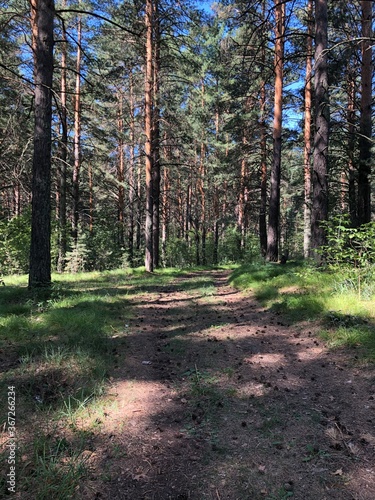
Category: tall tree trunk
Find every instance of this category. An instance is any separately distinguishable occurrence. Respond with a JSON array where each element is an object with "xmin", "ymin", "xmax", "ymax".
[
  {"xmin": 185, "ymin": 183, "xmax": 193, "ymax": 243},
  {"xmin": 259, "ymin": 0, "xmax": 268, "ymax": 258},
  {"xmin": 136, "ymin": 160, "xmax": 142, "ymax": 252},
  {"xmin": 161, "ymin": 137, "xmax": 170, "ymax": 266},
  {"xmin": 347, "ymin": 71, "xmax": 357, "ymax": 225},
  {"xmin": 117, "ymin": 92, "xmax": 125, "ymax": 246},
  {"xmin": 238, "ymin": 95, "xmax": 250, "ymax": 250},
  {"xmin": 238, "ymin": 151, "xmax": 247, "ymax": 248},
  {"xmin": 28, "ymin": 0, "xmax": 54, "ymax": 288},
  {"xmin": 72, "ymin": 13, "xmax": 82, "ymax": 246},
  {"xmin": 358, "ymin": 0, "xmax": 372, "ymax": 224},
  {"xmin": 303, "ymin": 0, "xmax": 313, "ymax": 258},
  {"xmin": 213, "ymin": 187, "xmax": 219, "ymax": 265},
  {"xmin": 259, "ymin": 76, "xmax": 268, "ymax": 257},
  {"xmin": 177, "ymin": 170, "xmax": 184, "ymax": 239},
  {"xmin": 152, "ymin": 0, "xmax": 161, "ymax": 268},
  {"xmin": 267, "ymin": 0, "xmax": 285, "ymax": 262},
  {"xmin": 200, "ymin": 140, "xmax": 206, "ymax": 265},
  {"xmin": 13, "ymin": 183, "xmax": 21, "ymax": 217},
  {"xmin": 311, "ymin": 0, "xmax": 329, "ymax": 256},
  {"xmin": 57, "ymin": 3, "xmax": 67, "ymax": 273},
  {"xmin": 88, "ymin": 162, "xmax": 93, "ymax": 232},
  {"xmin": 128, "ymin": 73, "xmax": 135, "ymax": 265},
  {"xmin": 144, "ymin": 0, "xmax": 154, "ymax": 271},
  {"xmin": 199, "ymin": 80, "xmax": 206, "ymax": 265}
]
